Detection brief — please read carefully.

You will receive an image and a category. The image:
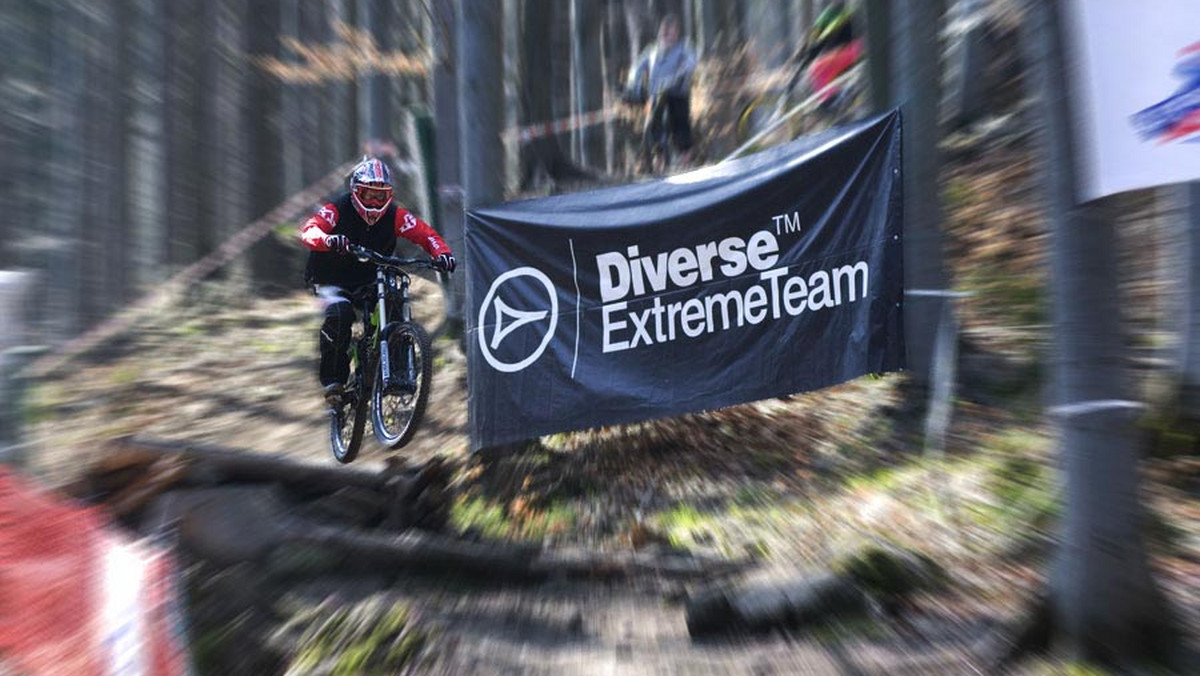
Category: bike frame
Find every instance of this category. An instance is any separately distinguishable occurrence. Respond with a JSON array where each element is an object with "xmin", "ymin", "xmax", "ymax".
[
  {"xmin": 372, "ymin": 264, "xmax": 415, "ymax": 392},
  {"xmin": 346, "ymin": 246, "xmax": 426, "ymax": 397}
]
